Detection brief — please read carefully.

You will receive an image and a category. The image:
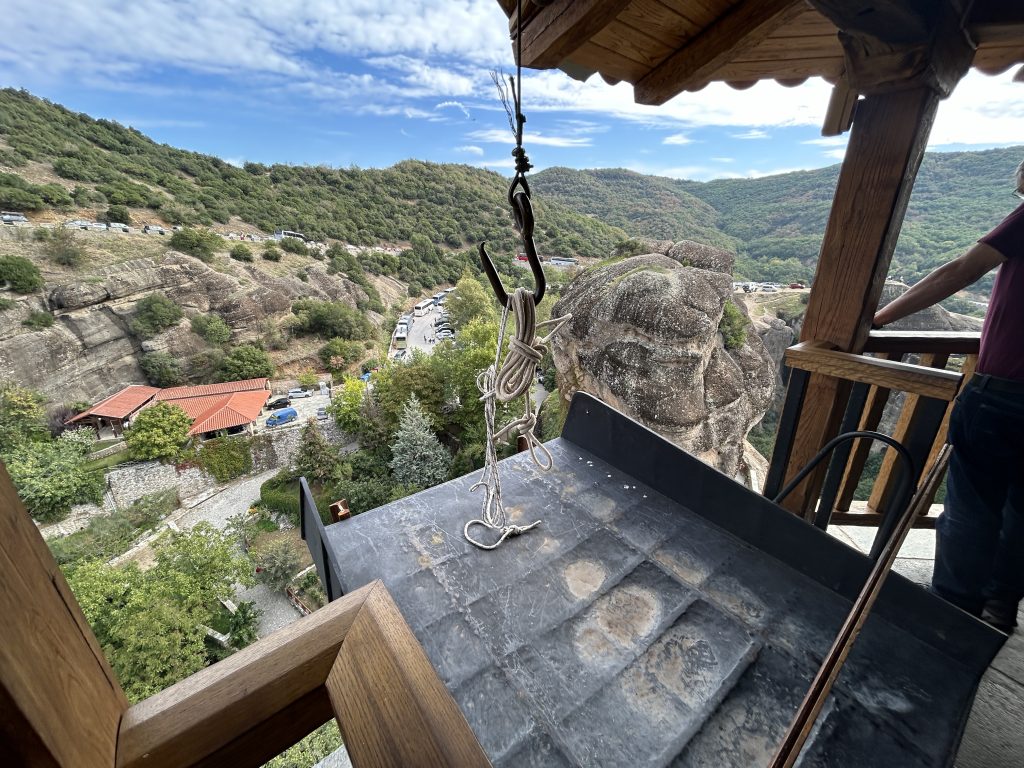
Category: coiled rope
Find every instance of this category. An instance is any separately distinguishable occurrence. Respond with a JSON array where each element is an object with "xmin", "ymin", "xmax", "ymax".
[{"xmin": 464, "ymin": 287, "xmax": 570, "ymax": 550}]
